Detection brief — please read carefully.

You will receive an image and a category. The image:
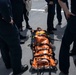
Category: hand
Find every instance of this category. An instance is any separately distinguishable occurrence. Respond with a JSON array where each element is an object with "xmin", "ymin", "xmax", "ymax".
[
  {"xmin": 65, "ymin": 11, "xmax": 76, "ymax": 19},
  {"xmin": 9, "ymin": 19, "xmax": 14, "ymax": 25},
  {"xmin": 49, "ymin": 1, "xmax": 53, "ymax": 5}
]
